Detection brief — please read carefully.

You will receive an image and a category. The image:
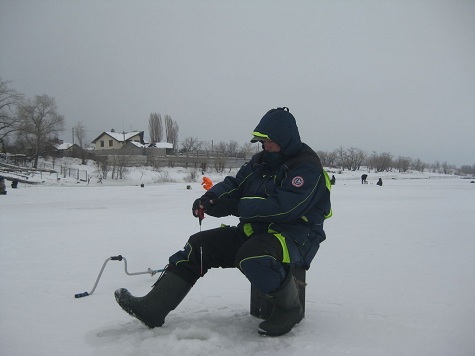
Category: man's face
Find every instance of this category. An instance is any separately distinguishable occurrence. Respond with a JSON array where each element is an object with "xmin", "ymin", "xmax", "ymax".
[{"xmin": 262, "ymin": 139, "xmax": 281, "ymax": 153}]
